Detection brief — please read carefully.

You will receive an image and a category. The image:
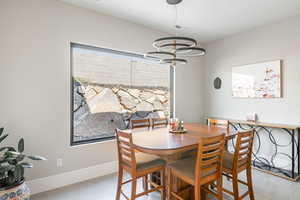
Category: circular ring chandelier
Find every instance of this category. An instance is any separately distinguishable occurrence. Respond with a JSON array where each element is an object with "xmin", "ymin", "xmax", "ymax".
[
  {"xmin": 161, "ymin": 58, "xmax": 188, "ymax": 65},
  {"xmin": 177, "ymin": 47, "xmax": 206, "ymax": 56},
  {"xmin": 144, "ymin": 0, "xmax": 206, "ymax": 66},
  {"xmin": 153, "ymin": 36, "xmax": 197, "ymax": 50},
  {"xmin": 144, "ymin": 51, "xmax": 175, "ymax": 60}
]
